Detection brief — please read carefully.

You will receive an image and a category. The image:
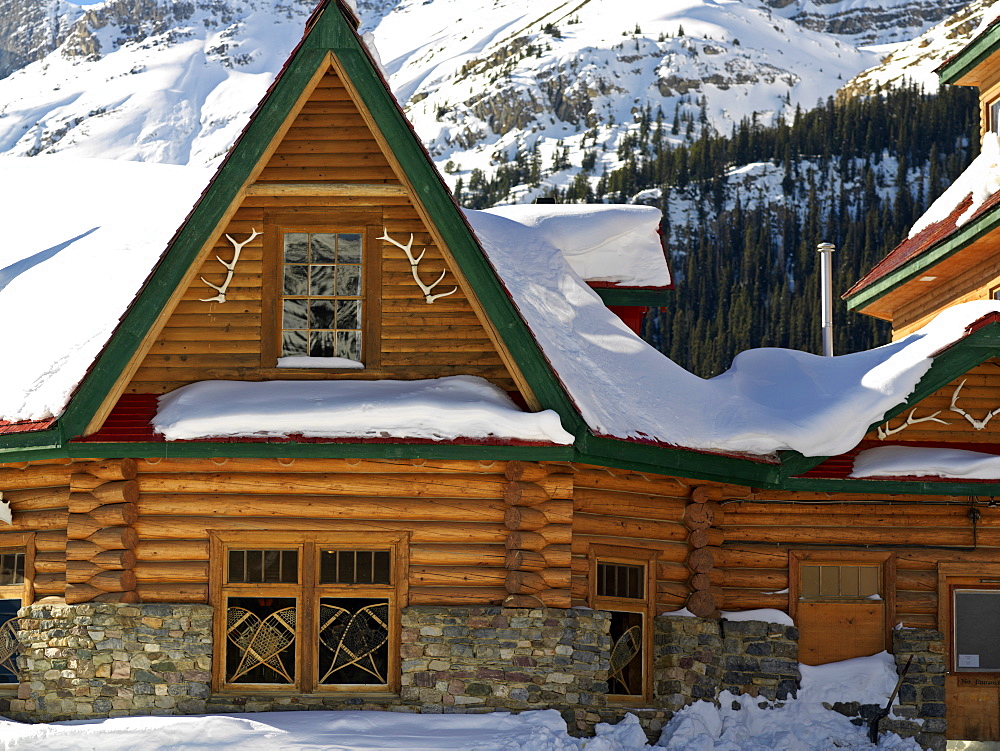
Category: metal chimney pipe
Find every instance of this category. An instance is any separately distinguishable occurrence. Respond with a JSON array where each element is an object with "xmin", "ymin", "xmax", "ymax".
[{"xmin": 817, "ymin": 242, "xmax": 836, "ymax": 357}]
